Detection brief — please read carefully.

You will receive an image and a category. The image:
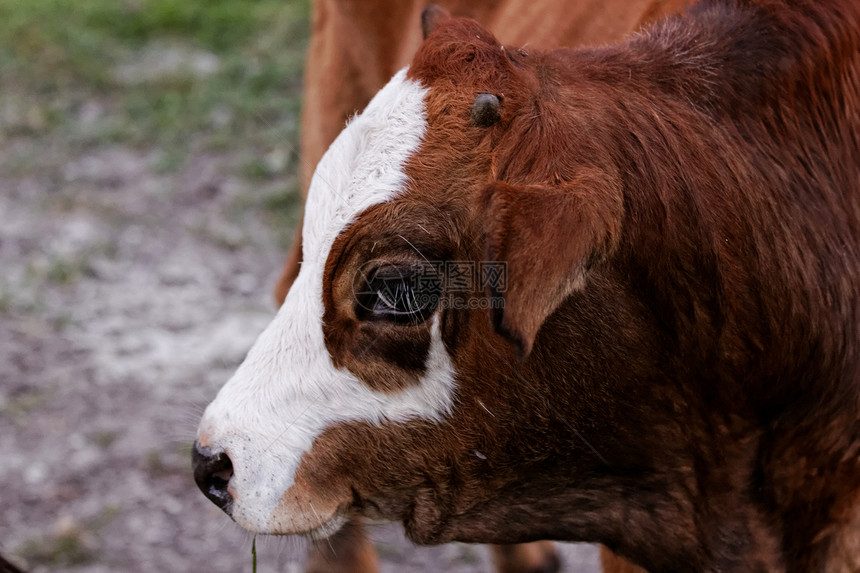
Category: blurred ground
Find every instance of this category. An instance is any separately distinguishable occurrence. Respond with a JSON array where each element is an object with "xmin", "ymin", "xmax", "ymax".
[{"xmin": 0, "ymin": 1, "xmax": 600, "ymax": 571}]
